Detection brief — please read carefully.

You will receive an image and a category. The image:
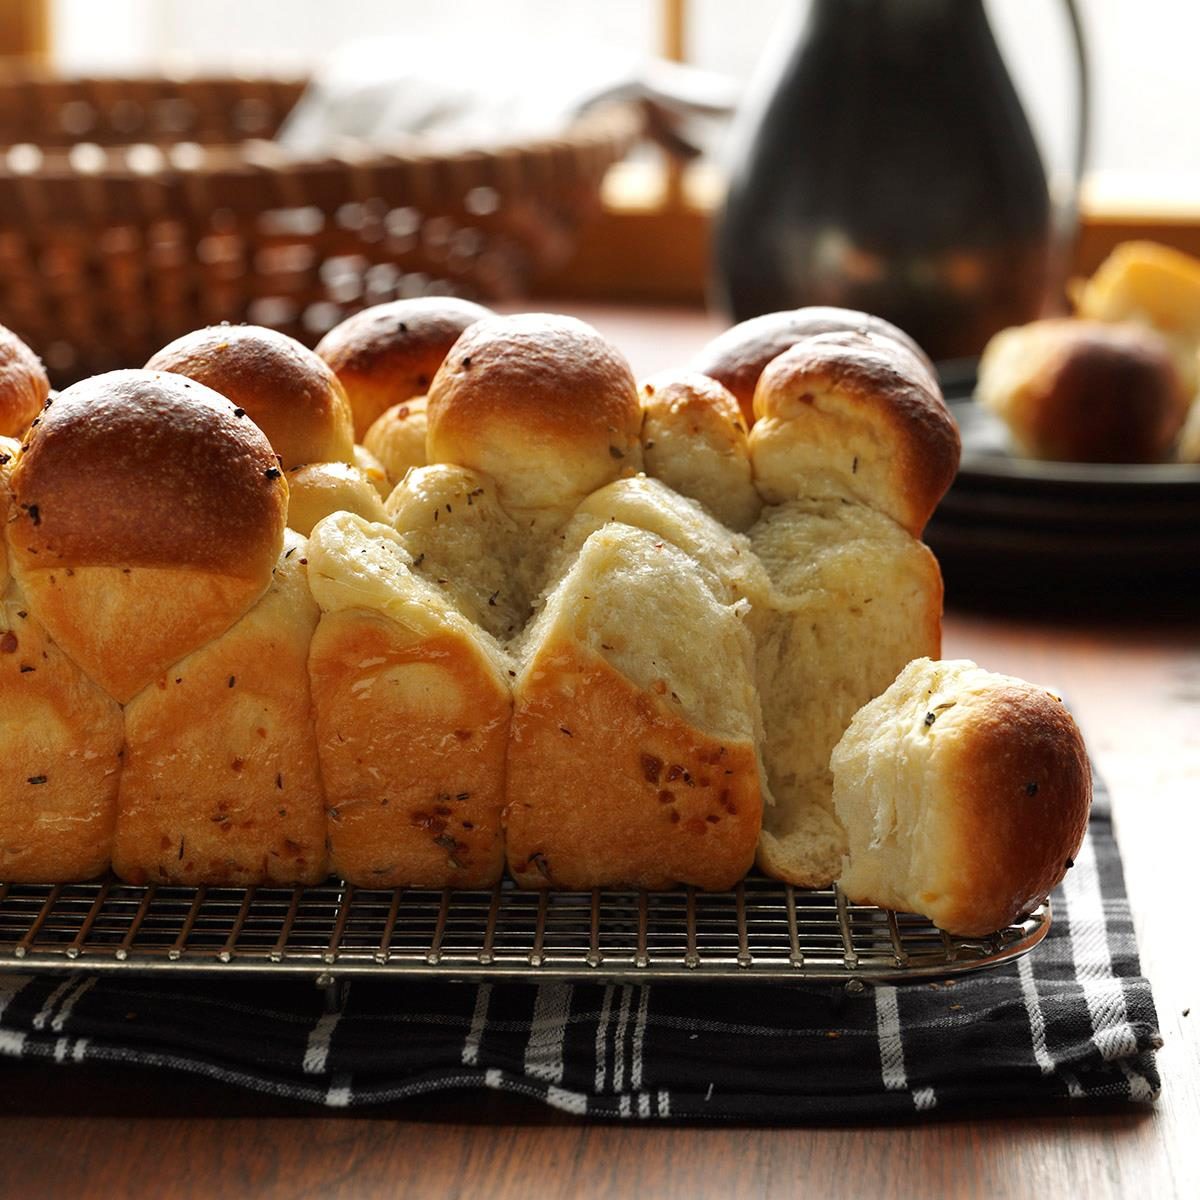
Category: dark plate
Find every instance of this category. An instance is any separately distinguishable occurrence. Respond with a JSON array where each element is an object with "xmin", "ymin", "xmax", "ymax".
[{"xmin": 925, "ymin": 376, "xmax": 1200, "ymax": 598}]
